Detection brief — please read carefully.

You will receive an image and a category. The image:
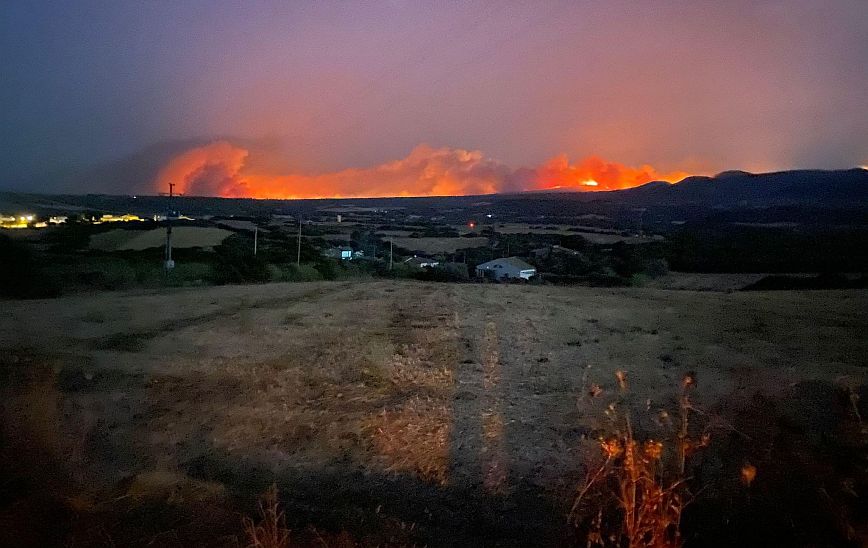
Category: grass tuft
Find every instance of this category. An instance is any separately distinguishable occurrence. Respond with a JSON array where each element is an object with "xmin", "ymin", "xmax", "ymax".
[
  {"xmin": 243, "ymin": 484, "xmax": 290, "ymax": 548},
  {"xmin": 571, "ymin": 371, "xmax": 713, "ymax": 548}
]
